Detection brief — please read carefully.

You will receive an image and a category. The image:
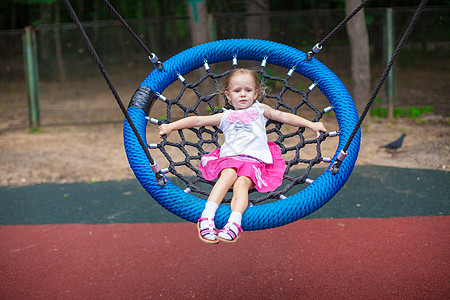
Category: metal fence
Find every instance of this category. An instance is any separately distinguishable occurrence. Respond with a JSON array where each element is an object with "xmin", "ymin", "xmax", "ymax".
[{"xmin": 0, "ymin": 7, "xmax": 448, "ymax": 128}]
